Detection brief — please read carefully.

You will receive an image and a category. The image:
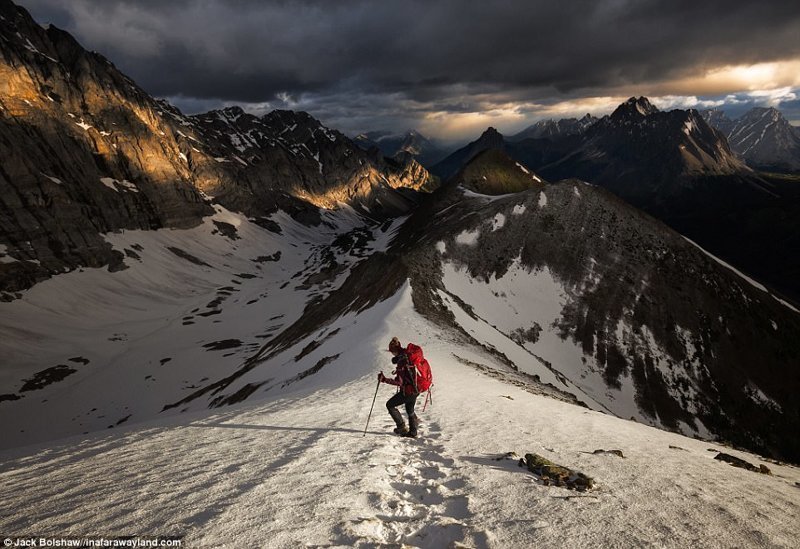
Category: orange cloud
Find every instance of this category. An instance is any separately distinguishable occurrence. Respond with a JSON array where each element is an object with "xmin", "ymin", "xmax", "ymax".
[{"xmin": 663, "ymin": 60, "xmax": 800, "ymax": 96}]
